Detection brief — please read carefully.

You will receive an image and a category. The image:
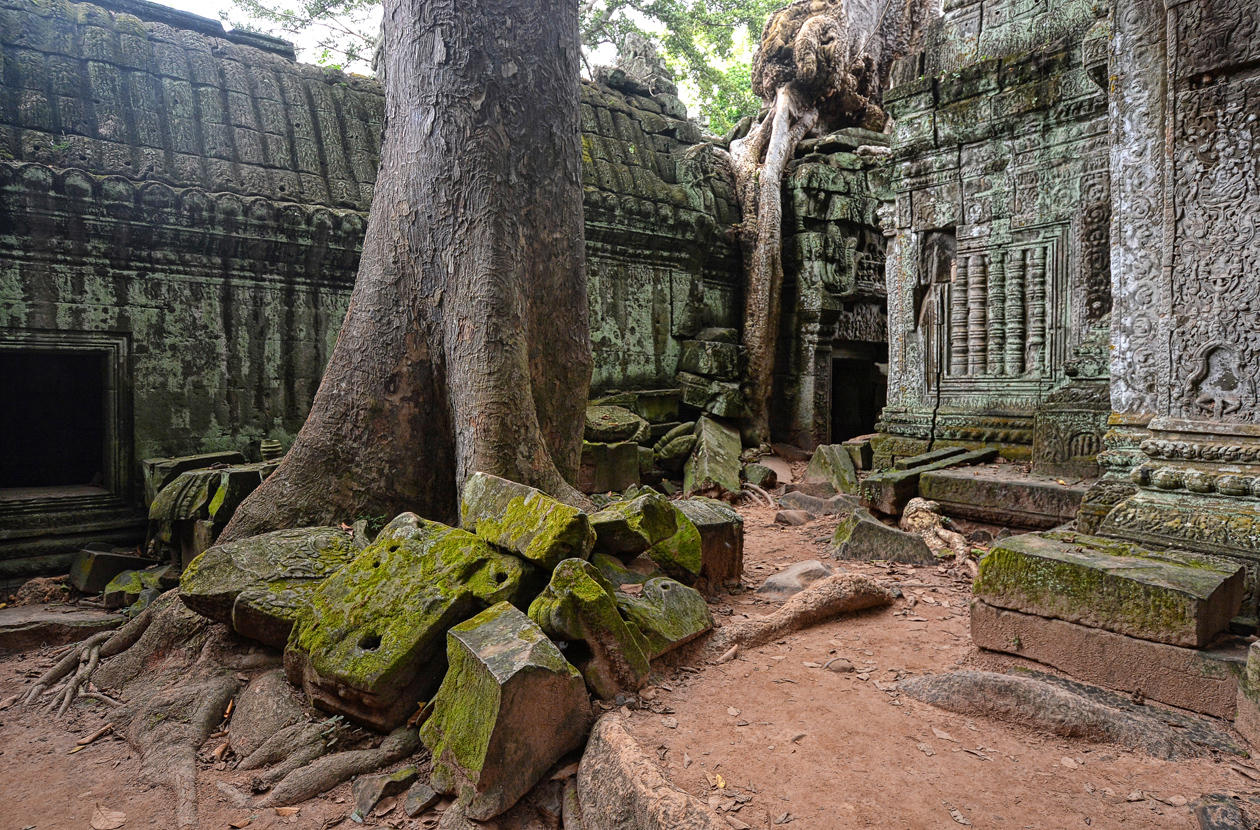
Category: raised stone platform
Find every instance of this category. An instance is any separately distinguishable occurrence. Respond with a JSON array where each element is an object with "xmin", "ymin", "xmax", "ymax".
[
  {"xmin": 0, "ymin": 604, "xmax": 123, "ymax": 653},
  {"xmin": 860, "ymin": 447, "xmax": 998, "ymax": 515},
  {"xmin": 975, "ymin": 531, "xmax": 1244, "ymax": 648},
  {"xmin": 971, "ymin": 600, "xmax": 1245, "ymax": 719},
  {"xmin": 919, "ymin": 467, "xmax": 1089, "ymax": 529}
]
